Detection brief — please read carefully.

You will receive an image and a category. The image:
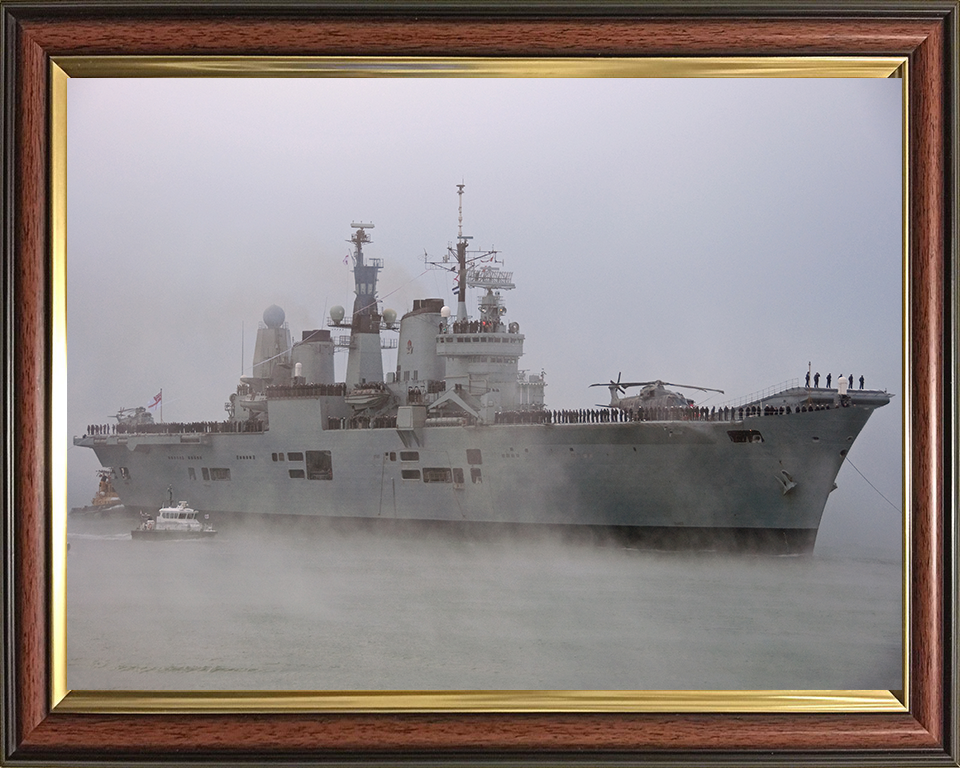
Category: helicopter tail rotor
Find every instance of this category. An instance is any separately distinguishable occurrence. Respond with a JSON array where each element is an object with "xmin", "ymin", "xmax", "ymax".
[
  {"xmin": 607, "ymin": 372, "xmax": 626, "ymax": 406},
  {"xmin": 586, "ymin": 373, "xmax": 629, "ymax": 407}
]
